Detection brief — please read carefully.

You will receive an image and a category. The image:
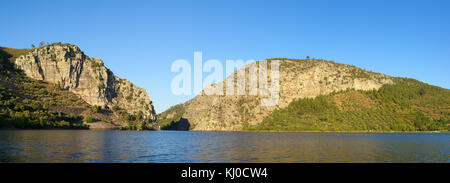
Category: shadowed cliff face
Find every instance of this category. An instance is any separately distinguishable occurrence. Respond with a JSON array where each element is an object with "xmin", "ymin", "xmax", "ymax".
[
  {"xmin": 161, "ymin": 118, "xmax": 191, "ymax": 131},
  {"xmin": 161, "ymin": 59, "xmax": 393, "ymax": 131},
  {"xmin": 14, "ymin": 43, "xmax": 156, "ymax": 120}
]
